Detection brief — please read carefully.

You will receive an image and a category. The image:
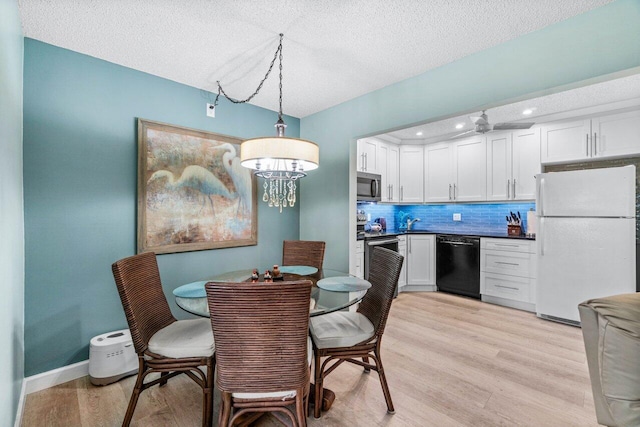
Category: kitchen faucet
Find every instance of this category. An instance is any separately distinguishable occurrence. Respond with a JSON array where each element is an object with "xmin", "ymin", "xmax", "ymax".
[{"xmin": 407, "ymin": 218, "xmax": 421, "ymax": 230}]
